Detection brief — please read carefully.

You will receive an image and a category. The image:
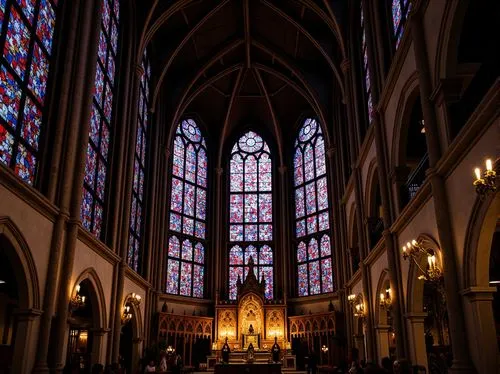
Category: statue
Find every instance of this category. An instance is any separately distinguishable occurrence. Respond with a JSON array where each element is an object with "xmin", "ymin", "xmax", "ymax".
[
  {"xmin": 248, "ymin": 324, "xmax": 254, "ymax": 334},
  {"xmin": 271, "ymin": 337, "xmax": 281, "ymax": 363},
  {"xmin": 247, "ymin": 343, "xmax": 255, "ymax": 363},
  {"xmin": 221, "ymin": 337, "xmax": 230, "ymax": 363}
]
